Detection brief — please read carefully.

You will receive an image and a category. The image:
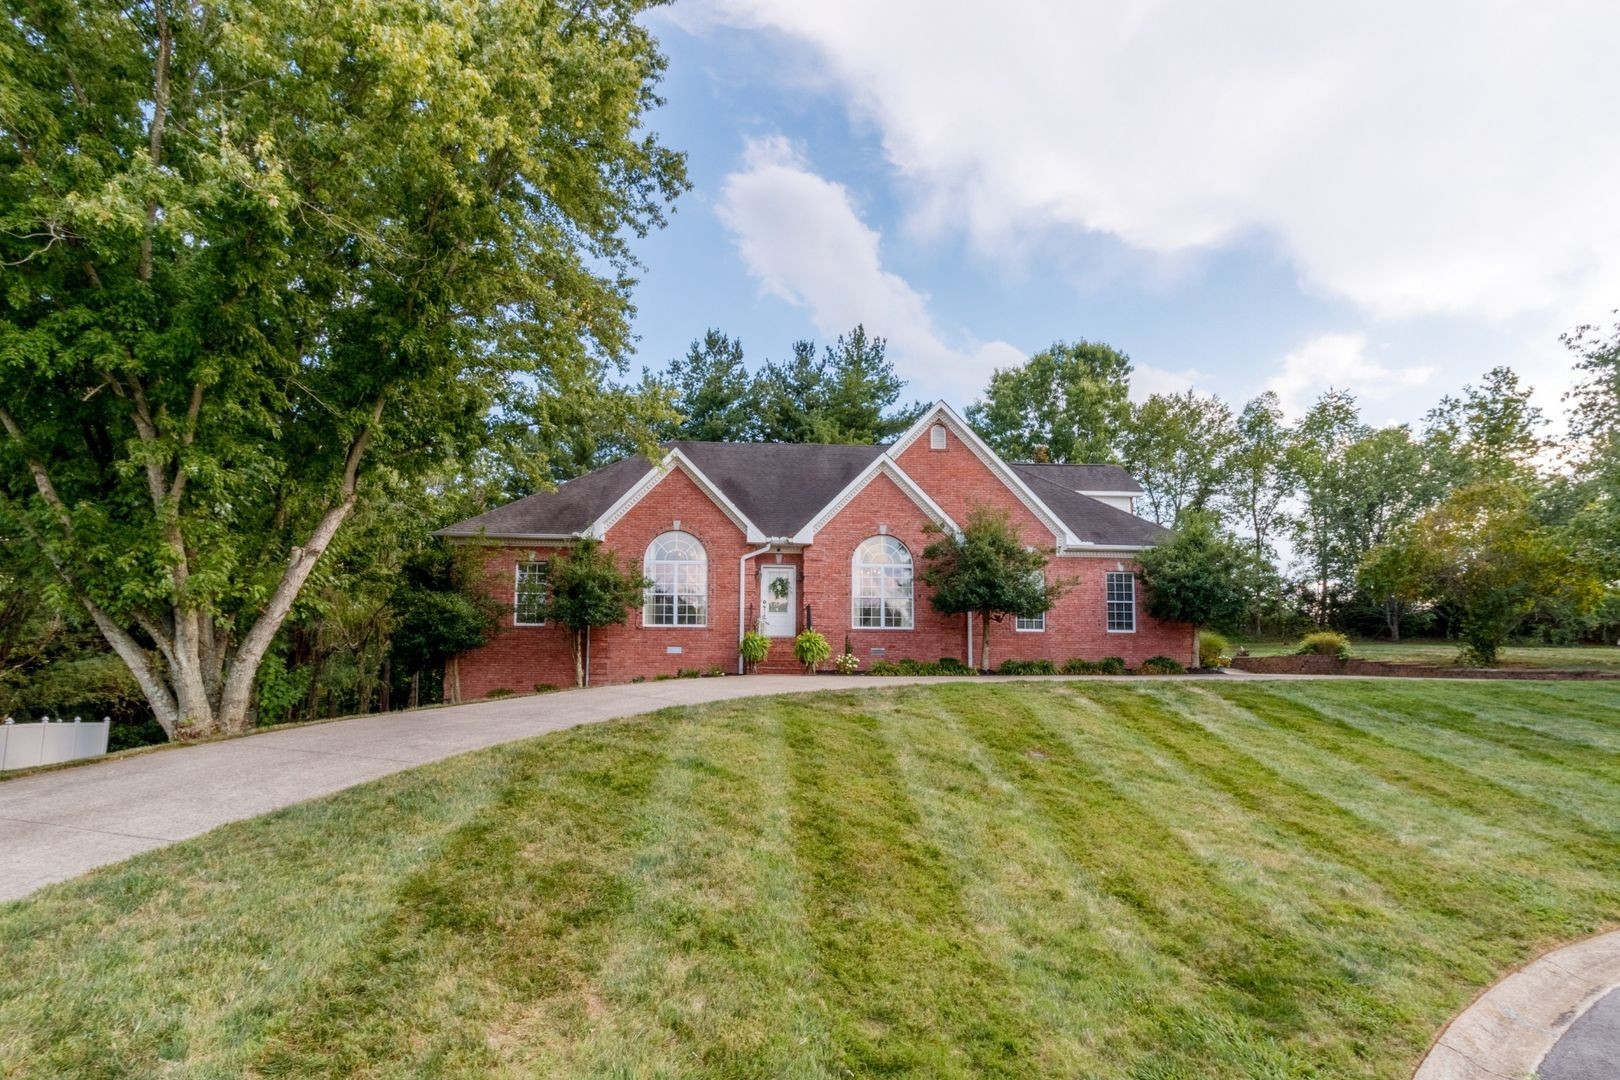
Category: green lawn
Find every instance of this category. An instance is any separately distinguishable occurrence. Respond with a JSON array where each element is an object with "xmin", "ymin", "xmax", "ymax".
[
  {"xmin": 1239, "ymin": 638, "xmax": 1620, "ymax": 671},
  {"xmin": 3, "ymin": 681, "xmax": 1619, "ymax": 1078}
]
